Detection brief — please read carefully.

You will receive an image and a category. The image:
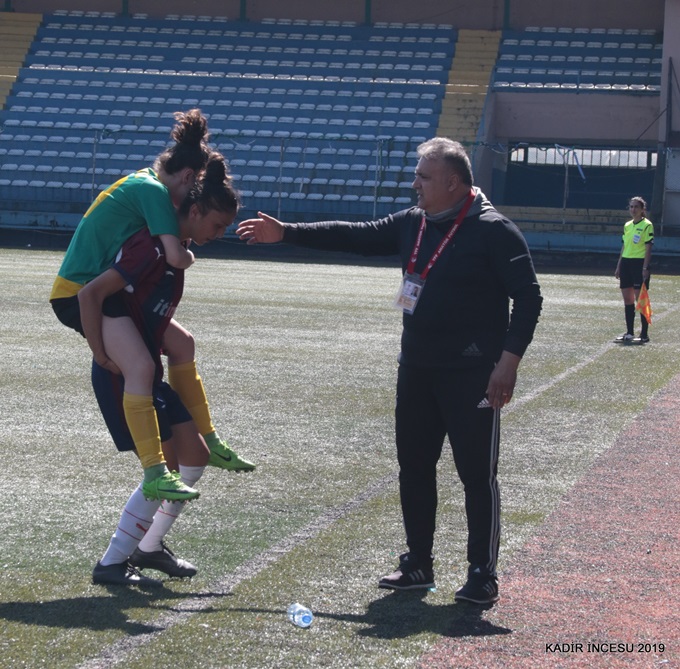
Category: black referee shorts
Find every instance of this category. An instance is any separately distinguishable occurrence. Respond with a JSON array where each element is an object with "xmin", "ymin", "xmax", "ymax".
[{"xmin": 619, "ymin": 257, "xmax": 649, "ymax": 290}]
